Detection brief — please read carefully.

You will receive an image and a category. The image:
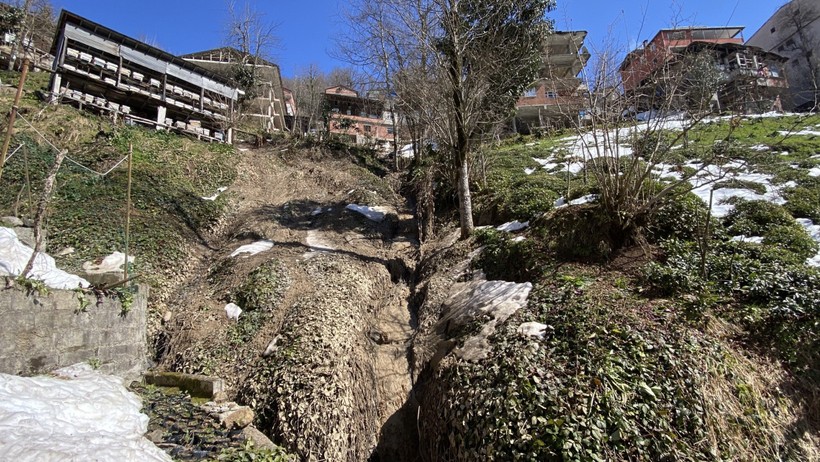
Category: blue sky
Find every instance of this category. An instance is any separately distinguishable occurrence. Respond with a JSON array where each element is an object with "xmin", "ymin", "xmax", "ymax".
[{"xmin": 51, "ymin": 0, "xmax": 783, "ymax": 78}]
